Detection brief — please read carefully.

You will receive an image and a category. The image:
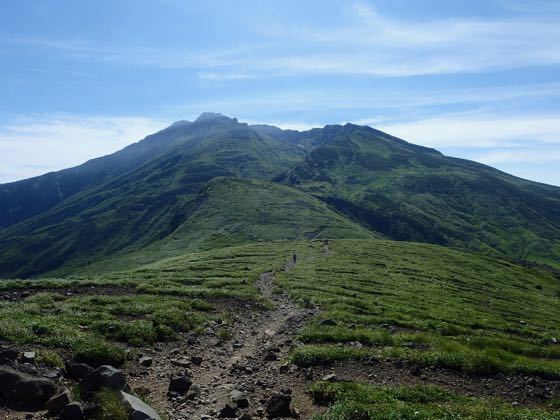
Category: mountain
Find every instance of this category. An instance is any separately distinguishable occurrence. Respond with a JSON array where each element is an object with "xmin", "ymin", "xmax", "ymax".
[
  {"xmin": 0, "ymin": 113, "xmax": 558, "ymax": 278},
  {"xmin": 279, "ymin": 124, "xmax": 560, "ymax": 267}
]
